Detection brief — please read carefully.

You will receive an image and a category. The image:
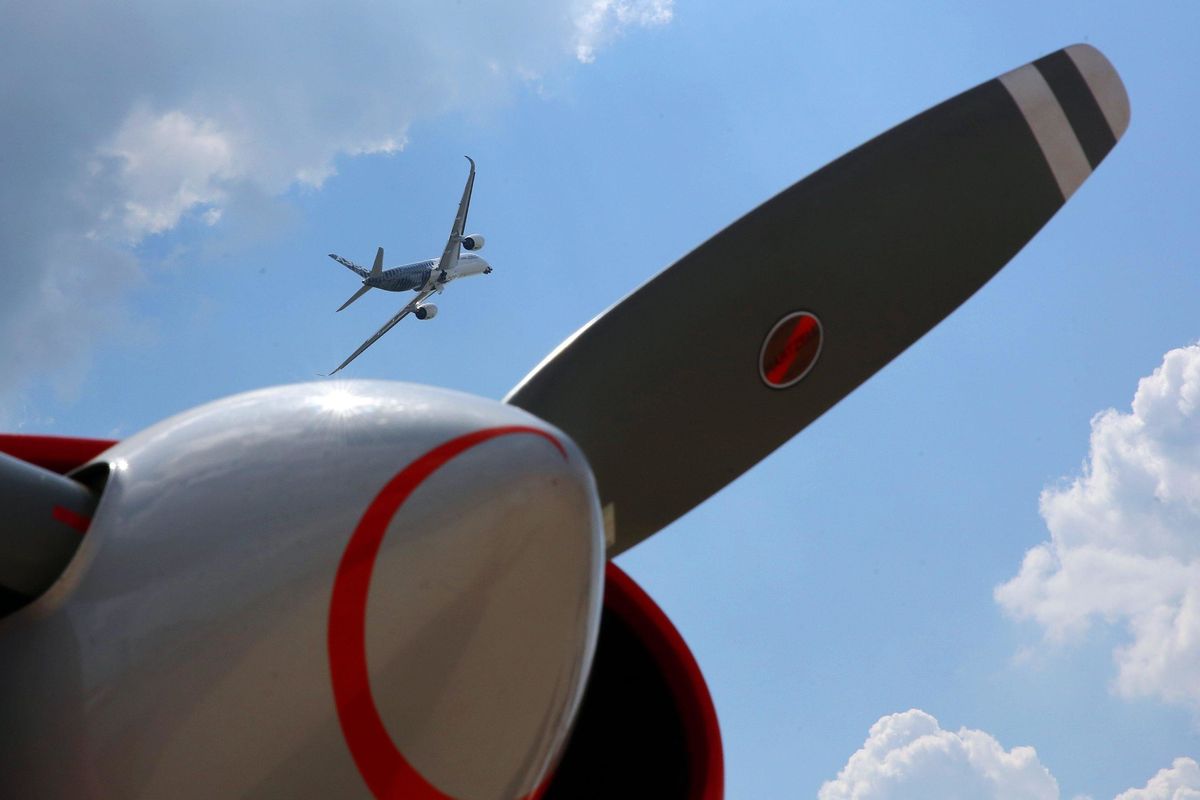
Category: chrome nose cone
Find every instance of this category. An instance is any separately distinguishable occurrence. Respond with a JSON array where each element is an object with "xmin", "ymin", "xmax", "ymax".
[{"xmin": 31, "ymin": 382, "xmax": 604, "ymax": 799}]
